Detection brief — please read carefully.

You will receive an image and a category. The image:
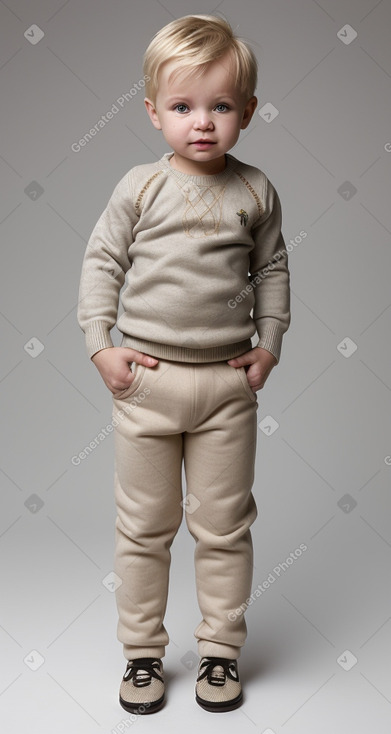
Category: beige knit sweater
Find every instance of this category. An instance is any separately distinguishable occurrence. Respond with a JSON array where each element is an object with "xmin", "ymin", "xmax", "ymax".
[{"xmin": 77, "ymin": 152, "xmax": 291, "ymax": 363}]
